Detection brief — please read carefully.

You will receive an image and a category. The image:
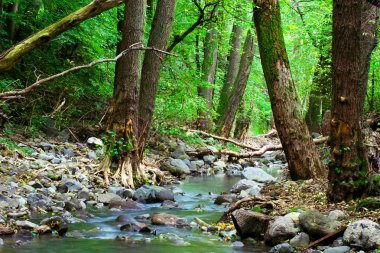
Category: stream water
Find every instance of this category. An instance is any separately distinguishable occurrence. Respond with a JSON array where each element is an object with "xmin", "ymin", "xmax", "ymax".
[{"xmin": 0, "ymin": 174, "xmax": 270, "ymax": 253}]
